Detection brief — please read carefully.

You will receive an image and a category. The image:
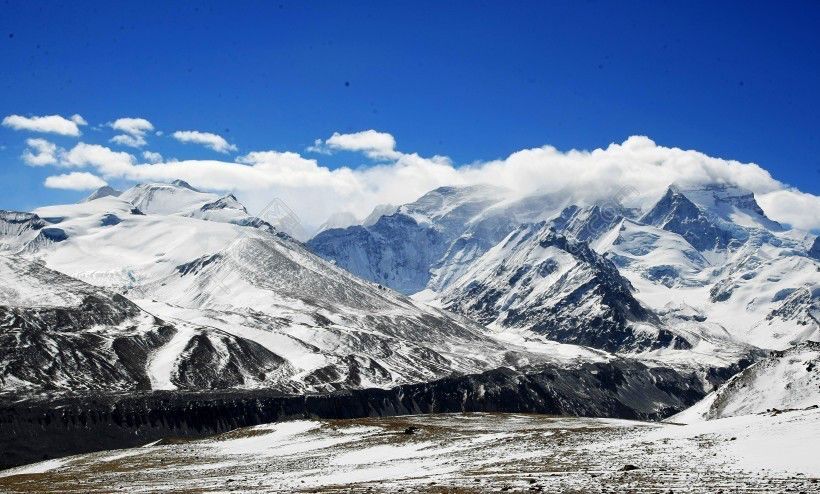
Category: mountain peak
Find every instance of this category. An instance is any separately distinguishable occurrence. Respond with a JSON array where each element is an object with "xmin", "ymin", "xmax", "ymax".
[
  {"xmin": 170, "ymin": 179, "xmax": 199, "ymax": 191},
  {"xmin": 82, "ymin": 185, "xmax": 122, "ymax": 203},
  {"xmin": 666, "ymin": 183, "xmax": 683, "ymax": 195},
  {"xmin": 200, "ymin": 194, "xmax": 248, "ymax": 214},
  {"xmin": 641, "ymin": 186, "xmax": 734, "ymax": 251},
  {"xmin": 809, "ymin": 236, "xmax": 820, "ymax": 261}
]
